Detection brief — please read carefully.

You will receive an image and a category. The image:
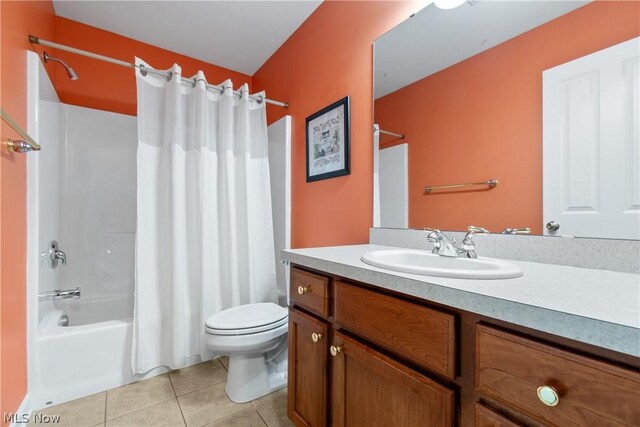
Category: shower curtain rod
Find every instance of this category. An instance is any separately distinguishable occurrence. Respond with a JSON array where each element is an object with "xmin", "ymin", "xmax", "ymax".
[{"xmin": 28, "ymin": 35, "xmax": 289, "ymax": 108}]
